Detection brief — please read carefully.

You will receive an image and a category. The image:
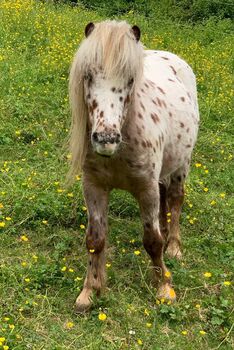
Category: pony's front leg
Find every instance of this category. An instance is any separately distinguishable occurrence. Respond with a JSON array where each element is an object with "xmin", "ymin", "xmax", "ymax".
[
  {"xmin": 75, "ymin": 179, "xmax": 109, "ymax": 313},
  {"xmin": 137, "ymin": 184, "xmax": 176, "ymax": 302}
]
